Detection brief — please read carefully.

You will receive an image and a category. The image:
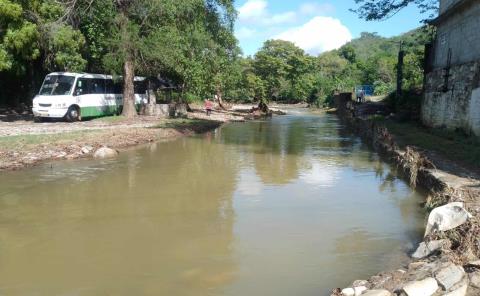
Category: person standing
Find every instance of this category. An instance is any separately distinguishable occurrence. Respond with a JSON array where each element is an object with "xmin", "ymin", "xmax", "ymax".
[{"xmin": 204, "ymin": 99, "xmax": 213, "ymax": 116}]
